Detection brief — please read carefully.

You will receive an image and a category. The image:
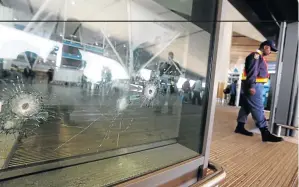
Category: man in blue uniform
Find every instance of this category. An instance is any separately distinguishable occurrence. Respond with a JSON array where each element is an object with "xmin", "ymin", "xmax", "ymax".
[{"xmin": 235, "ymin": 40, "xmax": 283, "ymax": 142}]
